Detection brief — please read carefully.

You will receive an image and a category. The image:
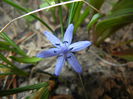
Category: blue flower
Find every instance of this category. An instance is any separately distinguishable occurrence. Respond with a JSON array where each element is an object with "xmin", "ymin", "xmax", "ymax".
[{"xmin": 36, "ymin": 24, "xmax": 92, "ymax": 76}]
